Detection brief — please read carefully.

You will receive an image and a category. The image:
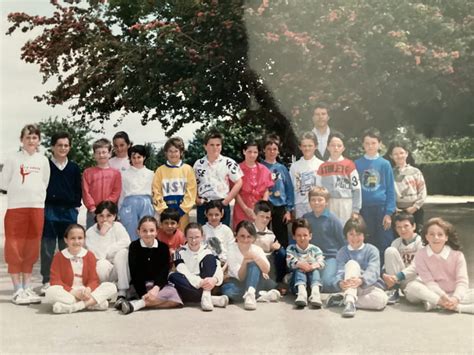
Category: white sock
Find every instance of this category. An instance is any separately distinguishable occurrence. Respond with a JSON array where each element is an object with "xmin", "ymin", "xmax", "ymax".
[
  {"xmin": 247, "ymin": 287, "xmax": 256, "ymax": 294},
  {"xmin": 456, "ymin": 304, "xmax": 474, "ymax": 314},
  {"xmin": 71, "ymin": 301, "xmax": 86, "ymax": 312},
  {"xmin": 117, "ymin": 289, "xmax": 127, "ymax": 298},
  {"xmin": 311, "ymin": 285, "xmax": 320, "ymax": 296},
  {"xmin": 131, "ymin": 299, "xmax": 145, "ymax": 311},
  {"xmin": 297, "ymin": 285, "xmax": 307, "ymax": 296}
]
